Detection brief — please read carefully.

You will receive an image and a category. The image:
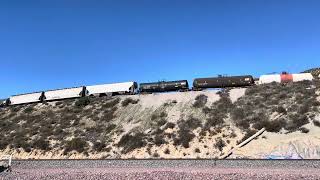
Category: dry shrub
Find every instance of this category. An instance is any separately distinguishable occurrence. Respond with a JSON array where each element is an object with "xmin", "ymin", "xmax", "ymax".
[
  {"xmin": 32, "ymin": 138, "xmax": 51, "ymax": 151},
  {"xmin": 173, "ymin": 117, "xmax": 201, "ymax": 148},
  {"xmin": 164, "ymin": 122, "xmax": 175, "ymax": 129},
  {"xmin": 276, "ymin": 106, "xmax": 287, "ymax": 114},
  {"xmin": 193, "ymin": 94, "xmax": 208, "ymax": 108},
  {"xmin": 105, "ymin": 124, "xmax": 117, "ymax": 134},
  {"xmin": 75, "ymin": 97, "xmax": 90, "ymax": 107},
  {"xmin": 164, "ymin": 148, "xmax": 170, "ymax": 154},
  {"xmin": 118, "ymin": 132, "xmax": 146, "ymax": 153},
  {"xmin": 152, "ymin": 152, "xmax": 160, "ymax": 158},
  {"xmin": 102, "ymin": 98, "xmax": 120, "ymax": 109},
  {"xmin": 285, "ymin": 114, "xmax": 309, "ymax": 131},
  {"xmin": 253, "ymin": 119, "xmax": 286, "ymax": 133},
  {"xmin": 173, "ymin": 125, "xmax": 195, "ymax": 148},
  {"xmin": 64, "ymin": 138, "xmax": 88, "ymax": 154},
  {"xmin": 154, "ymin": 134, "xmax": 166, "ymax": 146},
  {"xmin": 121, "ymin": 98, "xmax": 139, "ymax": 107},
  {"xmin": 23, "ymin": 106, "xmax": 34, "ymax": 114},
  {"xmin": 93, "ymin": 141, "xmax": 106, "ymax": 152},
  {"xmin": 314, "ymin": 120, "xmax": 320, "ymax": 127},
  {"xmin": 214, "ymin": 138, "xmax": 226, "ymax": 152},
  {"xmin": 299, "ymin": 127, "xmax": 309, "ymax": 133}
]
